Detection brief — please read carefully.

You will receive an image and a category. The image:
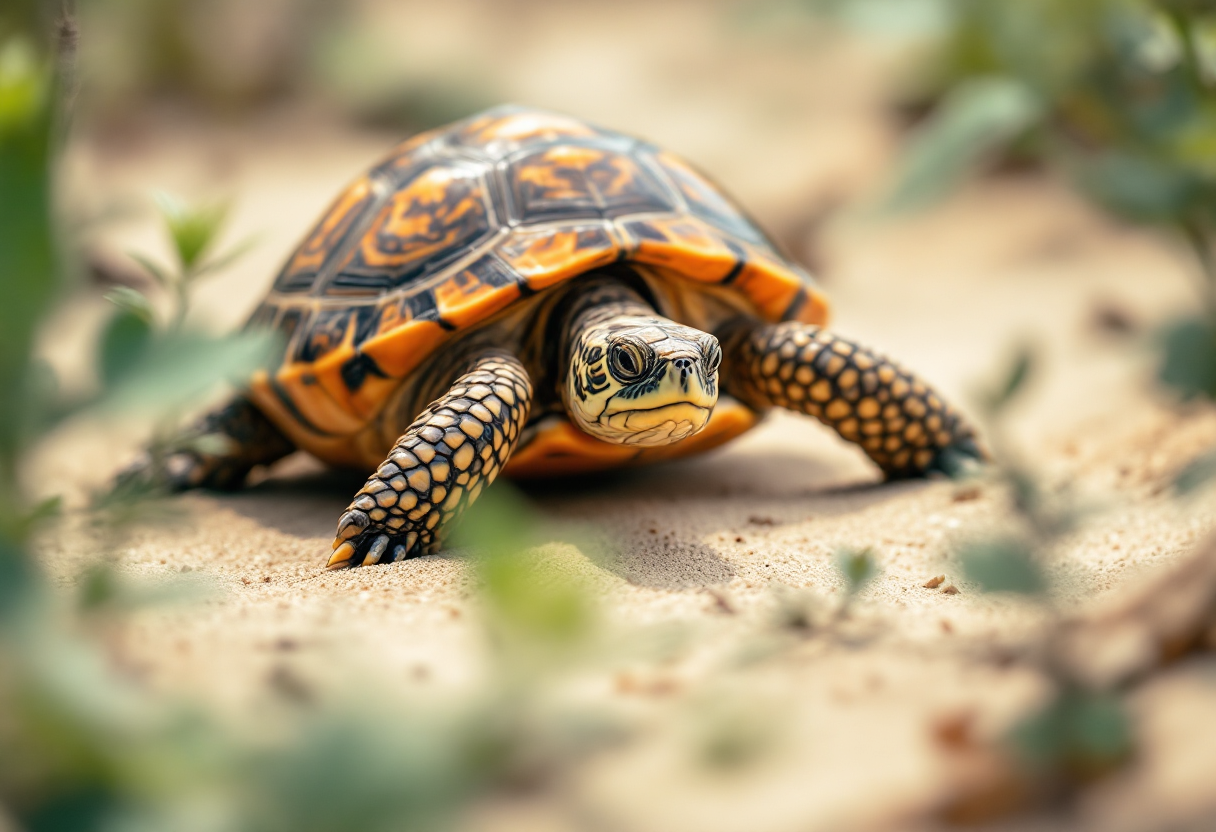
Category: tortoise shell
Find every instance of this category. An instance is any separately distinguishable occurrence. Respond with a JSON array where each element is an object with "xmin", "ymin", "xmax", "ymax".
[{"xmin": 246, "ymin": 106, "xmax": 830, "ymax": 476}]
